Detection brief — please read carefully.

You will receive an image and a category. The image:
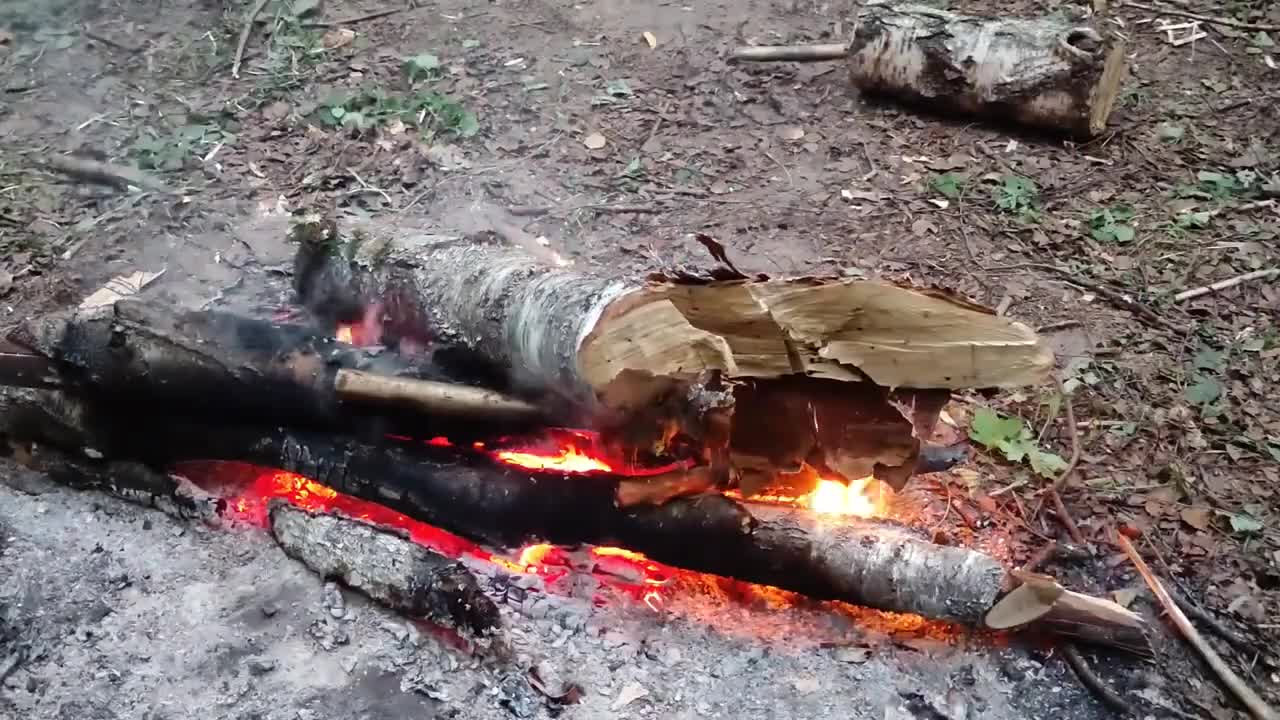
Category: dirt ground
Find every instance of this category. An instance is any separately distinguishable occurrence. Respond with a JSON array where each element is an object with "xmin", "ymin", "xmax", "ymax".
[{"xmin": 1, "ymin": 0, "xmax": 1278, "ymax": 718}]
